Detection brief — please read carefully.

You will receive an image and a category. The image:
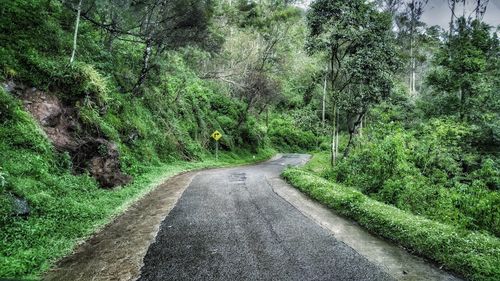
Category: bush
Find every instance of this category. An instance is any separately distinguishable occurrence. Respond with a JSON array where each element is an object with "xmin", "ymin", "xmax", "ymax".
[
  {"xmin": 0, "ymin": 89, "xmax": 18, "ymax": 123},
  {"xmin": 329, "ymin": 119, "xmax": 499, "ymax": 236},
  {"xmin": 268, "ymin": 115, "xmax": 316, "ymax": 152},
  {"xmin": 283, "ymin": 168, "xmax": 500, "ymax": 281},
  {"xmin": 23, "ymin": 53, "xmax": 110, "ymax": 103}
]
